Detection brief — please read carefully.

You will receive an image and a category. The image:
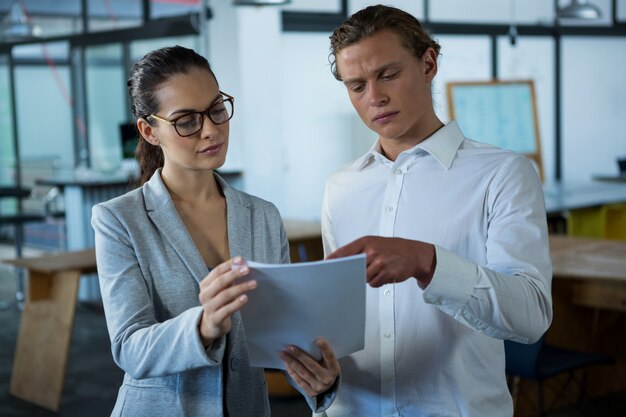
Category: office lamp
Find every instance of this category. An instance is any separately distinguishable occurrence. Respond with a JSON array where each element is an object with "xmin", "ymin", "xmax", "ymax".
[
  {"xmin": 557, "ymin": 0, "xmax": 602, "ymax": 19},
  {"xmin": 0, "ymin": 0, "xmax": 40, "ymax": 41}
]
